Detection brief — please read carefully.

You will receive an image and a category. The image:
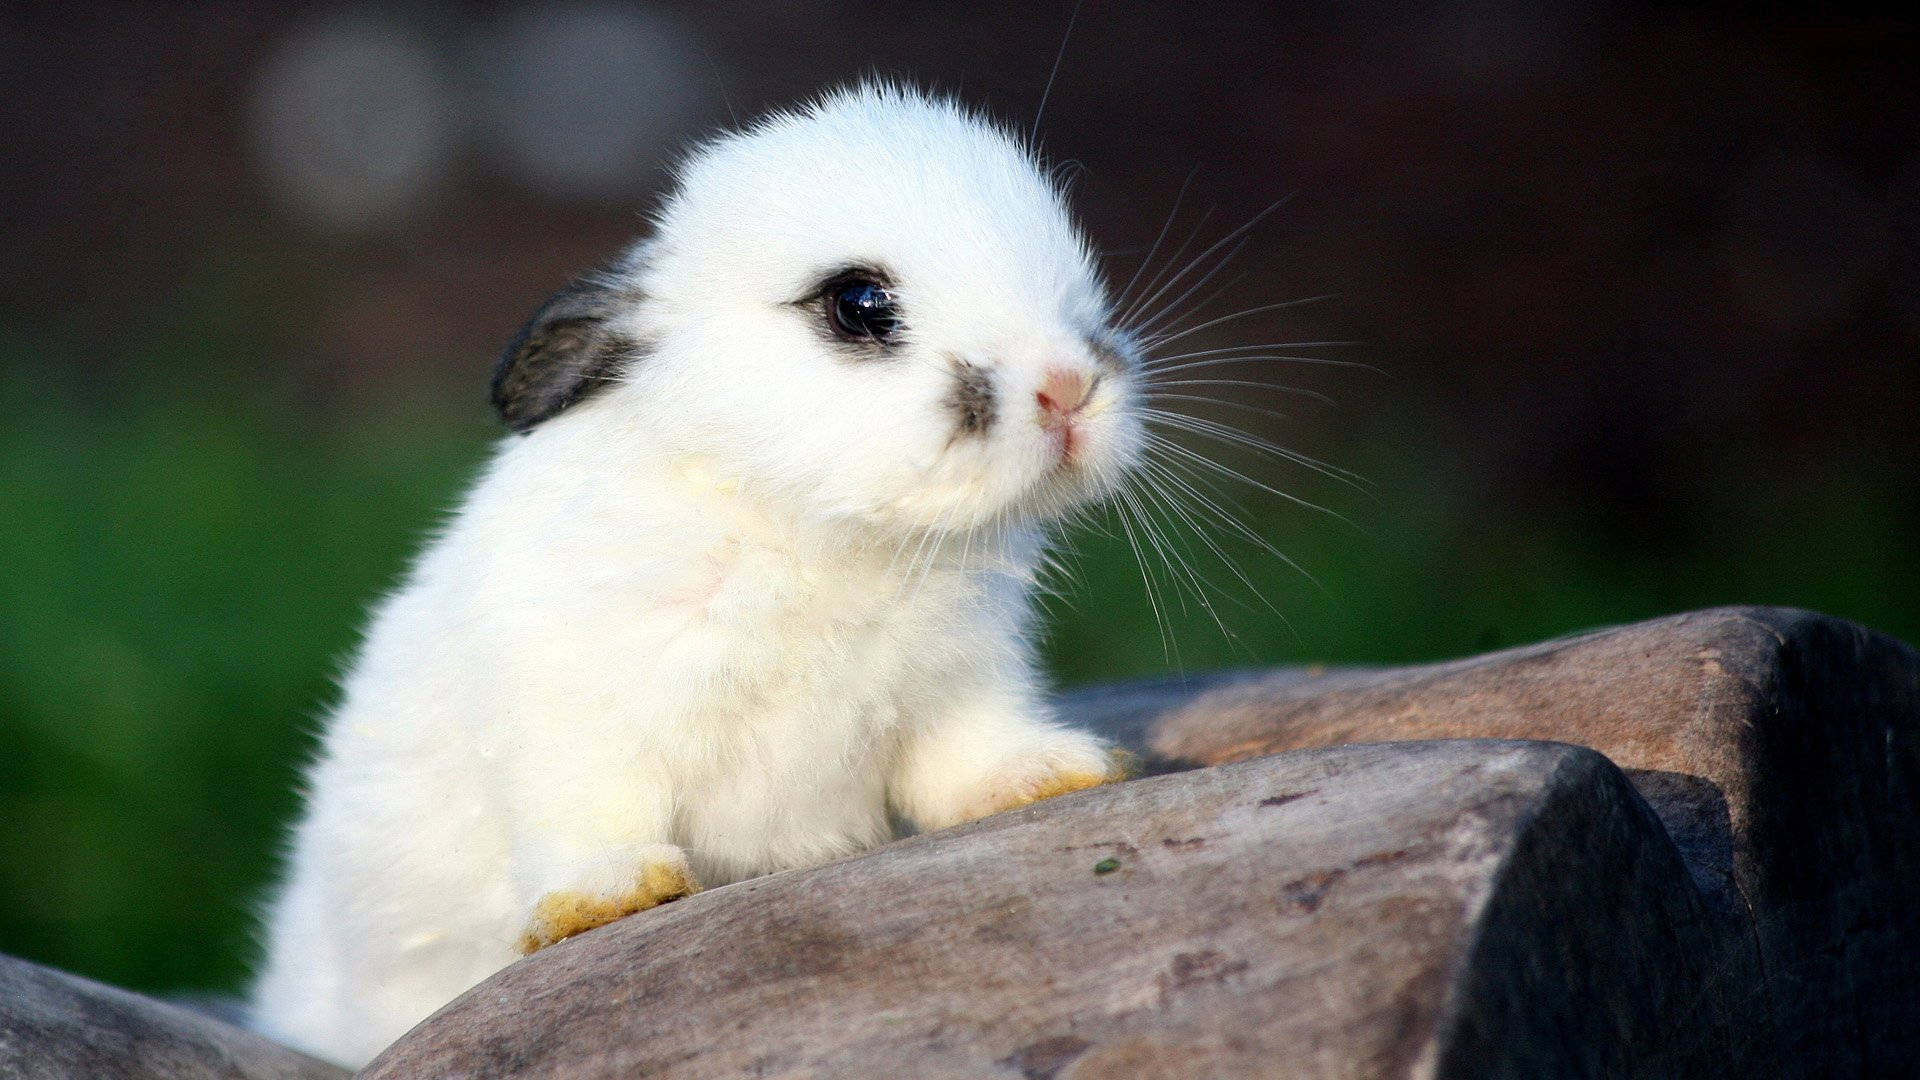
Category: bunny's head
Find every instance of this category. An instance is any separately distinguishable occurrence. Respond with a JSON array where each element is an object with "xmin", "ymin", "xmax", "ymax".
[{"xmin": 492, "ymin": 83, "xmax": 1141, "ymax": 536}]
